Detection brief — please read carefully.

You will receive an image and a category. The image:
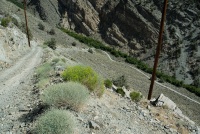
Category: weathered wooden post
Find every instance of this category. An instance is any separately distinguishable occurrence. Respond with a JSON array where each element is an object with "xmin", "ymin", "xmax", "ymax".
[
  {"xmin": 23, "ymin": 0, "xmax": 31, "ymax": 47},
  {"xmin": 148, "ymin": 0, "xmax": 168, "ymax": 100}
]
